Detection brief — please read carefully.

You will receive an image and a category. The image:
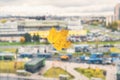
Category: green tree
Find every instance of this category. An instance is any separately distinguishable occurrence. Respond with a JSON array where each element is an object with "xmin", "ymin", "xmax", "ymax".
[
  {"xmin": 111, "ymin": 21, "xmax": 118, "ymax": 30},
  {"xmin": 112, "ymin": 21, "xmax": 118, "ymax": 26},
  {"xmin": 33, "ymin": 34, "xmax": 37, "ymax": 42},
  {"xmin": 23, "ymin": 33, "xmax": 32, "ymax": 42},
  {"xmin": 32, "ymin": 34, "xmax": 40, "ymax": 42},
  {"xmin": 36, "ymin": 35, "xmax": 40, "ymax": 42},
  {"xmin": 107, "ymin": 21, "xmax": 118, "ymax": 31}
]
